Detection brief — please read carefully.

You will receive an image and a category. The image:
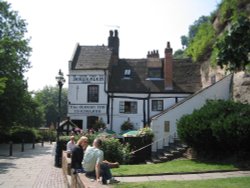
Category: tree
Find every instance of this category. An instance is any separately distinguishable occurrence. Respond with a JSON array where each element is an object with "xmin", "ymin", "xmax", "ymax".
[
  {"xmin": 188, "ymin": 16, "xmax": 210, "ymax": 40},
  {"xmin": 0, "ymin": 77, "xmax": 7, "ymax": 95},
  {"xmin": 180, "ymin": 35, "xmax": 188, "ymax": 49},
  {"xmin": 0, "ymin": 1, "xmax": 34, "ymax": 130},
  {"xmin": 185, "ymin": 22, "xmax": 215, "ymax": 62},
  {"xmin": 173, "ymin": 49, "xmax": 187, "ymax": 59},
  {"xmin": 34, "ymin": 86, "xmax": 68, "ymax": 127},
  {"xmin": 215, "ymin": 16, "xmax": 250, "ymax": 72}
]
